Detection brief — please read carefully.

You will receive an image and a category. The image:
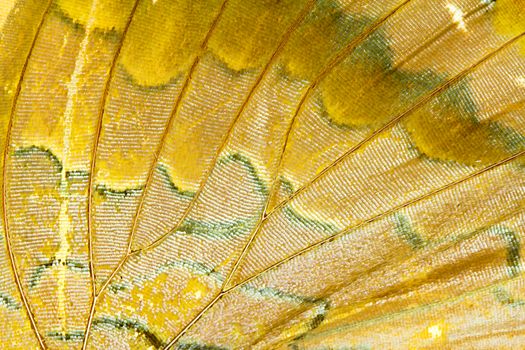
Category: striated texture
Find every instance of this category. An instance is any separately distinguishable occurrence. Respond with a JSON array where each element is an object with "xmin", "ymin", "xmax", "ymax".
[{"xmin": 1, "ymin": 0, "xmax": 525, "ymax": 349}]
